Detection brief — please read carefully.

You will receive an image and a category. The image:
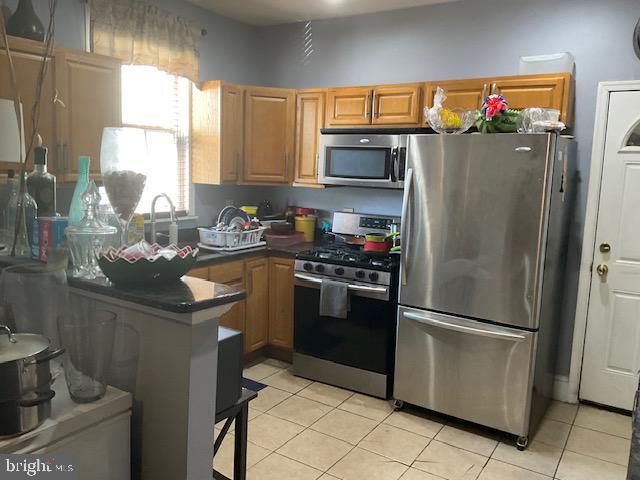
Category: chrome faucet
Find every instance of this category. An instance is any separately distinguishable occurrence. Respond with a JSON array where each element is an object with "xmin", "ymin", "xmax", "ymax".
[{"xmin": 150, "ymin": 194, "xmax": 178, "ymax": 245}]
